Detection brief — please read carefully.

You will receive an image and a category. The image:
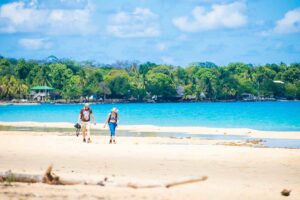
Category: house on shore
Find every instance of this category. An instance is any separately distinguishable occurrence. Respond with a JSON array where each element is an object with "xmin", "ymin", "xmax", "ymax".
[
  {"xmin": 30, "ymin": 86, "xmax": 55, "ymax": 102},
  {"xmin": 241, "ymin": 93, "xmax": 257, "ymax": 101}
]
